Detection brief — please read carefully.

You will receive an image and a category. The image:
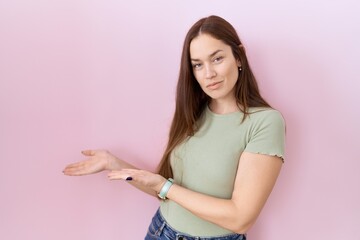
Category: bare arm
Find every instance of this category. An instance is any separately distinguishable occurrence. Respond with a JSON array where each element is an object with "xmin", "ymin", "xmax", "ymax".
[
  {"xmin": 167, "ymin": 152, "xmax": 282, "ymax": 233},
  {"xmin": 63, "ymin": 150, "xmax": 158, "ymax": 197},
  {"xmin": 108, "ymin": 151, "xmax": 282, "ymax": 233}
]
